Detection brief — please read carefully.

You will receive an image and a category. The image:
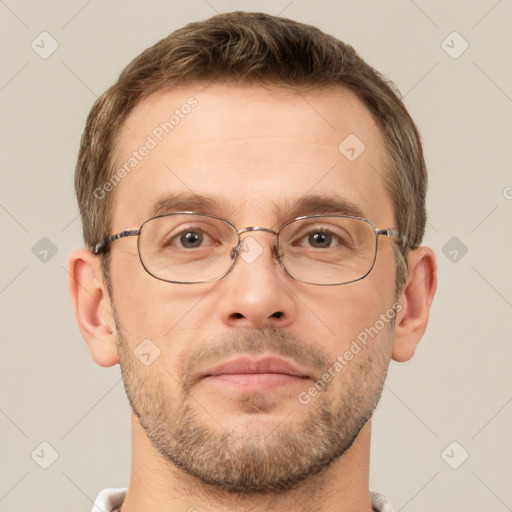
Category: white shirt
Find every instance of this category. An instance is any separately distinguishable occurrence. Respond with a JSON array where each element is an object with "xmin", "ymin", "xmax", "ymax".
[{"xmin": 91, "ymin": 487, "xmax": 395, "ymax": 512}]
